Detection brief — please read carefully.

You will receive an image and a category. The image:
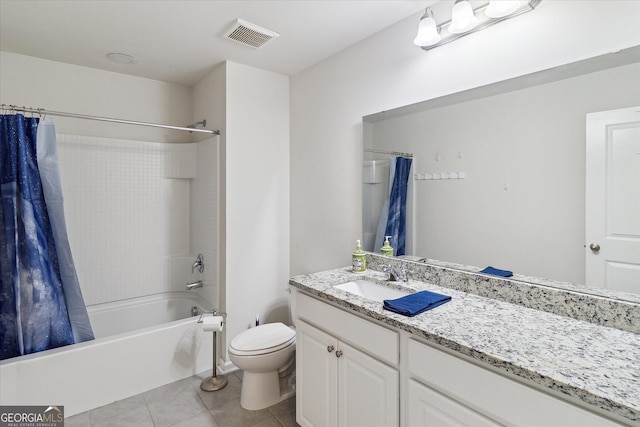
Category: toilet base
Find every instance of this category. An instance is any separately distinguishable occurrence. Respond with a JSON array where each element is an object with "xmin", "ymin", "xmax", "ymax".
[{"xmin": 240, "ymin": 370, "xmax": 296, "ymax": 410}]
